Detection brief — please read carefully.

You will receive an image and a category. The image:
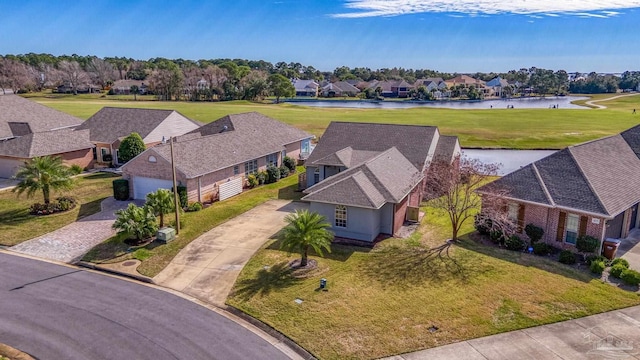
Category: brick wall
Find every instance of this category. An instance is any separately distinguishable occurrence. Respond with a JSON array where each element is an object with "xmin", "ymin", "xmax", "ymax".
[
  {"xmin": 285, "ymin": 141, "xmax": 302, "ymax": 161},
  {"xmin": 393, "ymin": 195, "xmax": 408, "ymax": 236},
  {"xmin": 122, "ymin": 150, "xmax": 186, "ymax": 198},
  {"xmin": 60, "ymin": 149, "xmax": 94, "ymax": 170}
]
